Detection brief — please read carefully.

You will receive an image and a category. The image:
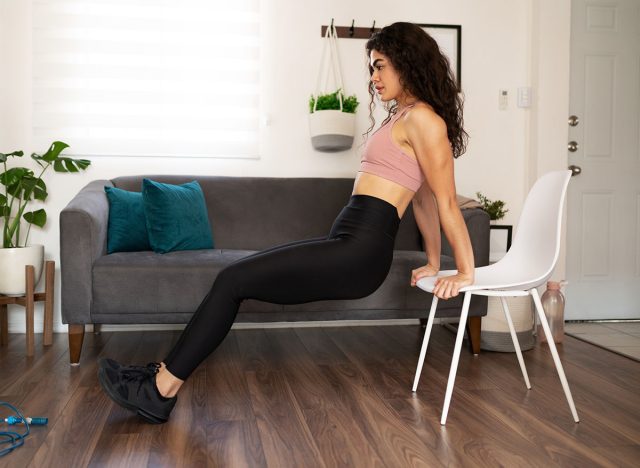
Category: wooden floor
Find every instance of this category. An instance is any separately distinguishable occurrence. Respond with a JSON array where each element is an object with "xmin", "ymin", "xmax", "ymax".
[{"xmin": 1, "ymin": 325, "xmax": 639, "ymax": 467}]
